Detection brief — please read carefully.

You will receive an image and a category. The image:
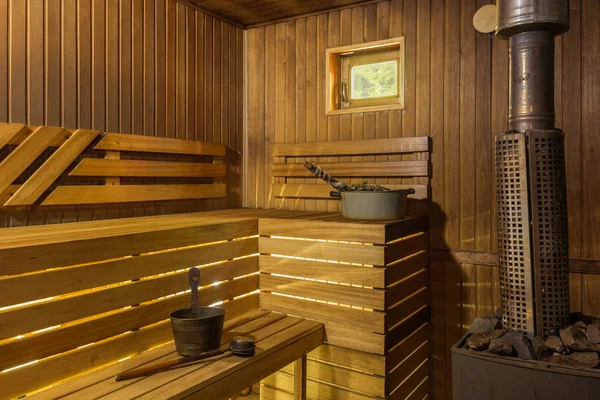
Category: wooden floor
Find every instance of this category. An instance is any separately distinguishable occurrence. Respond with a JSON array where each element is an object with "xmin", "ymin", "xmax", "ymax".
[{"xmin": 28, "ymin": 310, "xmax": 322, "ymax": 400}]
